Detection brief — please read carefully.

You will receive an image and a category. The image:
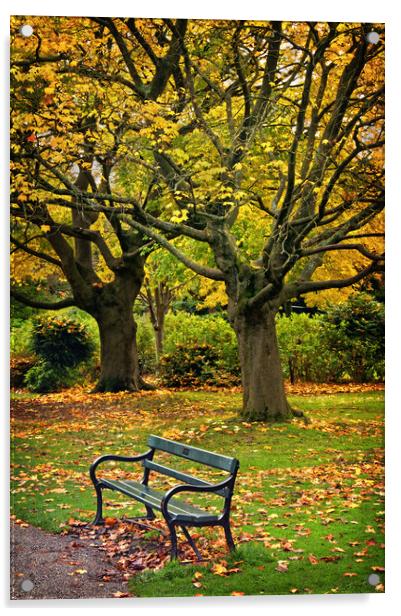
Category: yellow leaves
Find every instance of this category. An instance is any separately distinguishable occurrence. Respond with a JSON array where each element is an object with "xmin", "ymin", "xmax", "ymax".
[
  {"xmin": 171, "ymin": 209, "xmax": 189, "ymax": 223},
  {"xmin": 40, "ymin": 225, "xmax": 51, "ymax": 233},
  {"xmin": 210, "ymin": 562, "xmax": 228, "ymax": 576}
]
